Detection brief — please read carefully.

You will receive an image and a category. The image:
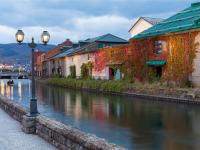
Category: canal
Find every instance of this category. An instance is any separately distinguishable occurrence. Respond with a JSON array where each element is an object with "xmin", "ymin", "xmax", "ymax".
[{"xmin": 1, "ymin": 79, "xmax": 200, "ymax": 150}]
